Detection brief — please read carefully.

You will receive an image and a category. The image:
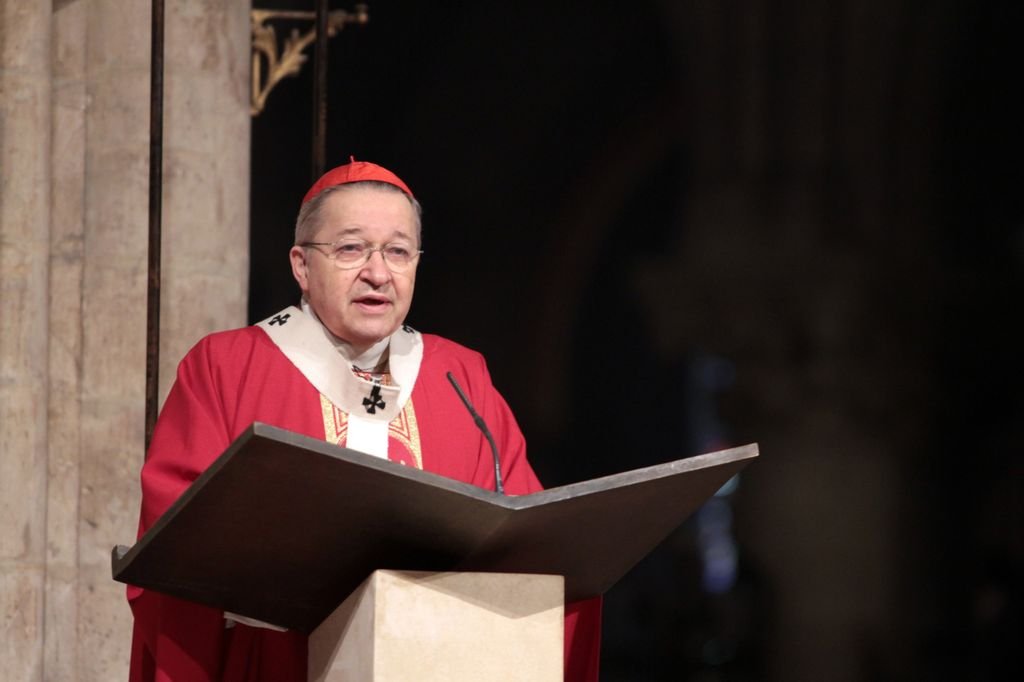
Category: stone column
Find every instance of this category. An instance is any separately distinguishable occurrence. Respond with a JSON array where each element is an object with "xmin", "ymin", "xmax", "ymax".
[
  {"xmin": 160, "ymin": 0, "xmax": 251, "ymax": 397},
  {"xmin": 3, "ymin": 1, "xmax": 252, "ymax": 677},
  {"xmin": 73, "ymin": 1, "xmax": 153, "ymax": 677},
  {"xmin": 0, "ymin": 2, "xmax": 52, "ymax": 681},
  {"xmin": 71, "ymin": 1, "xmax": 251, "ymax": 678},
  {"xmin": 45, "ymin": 2, "xmax": 88, "ymax": 678}
]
